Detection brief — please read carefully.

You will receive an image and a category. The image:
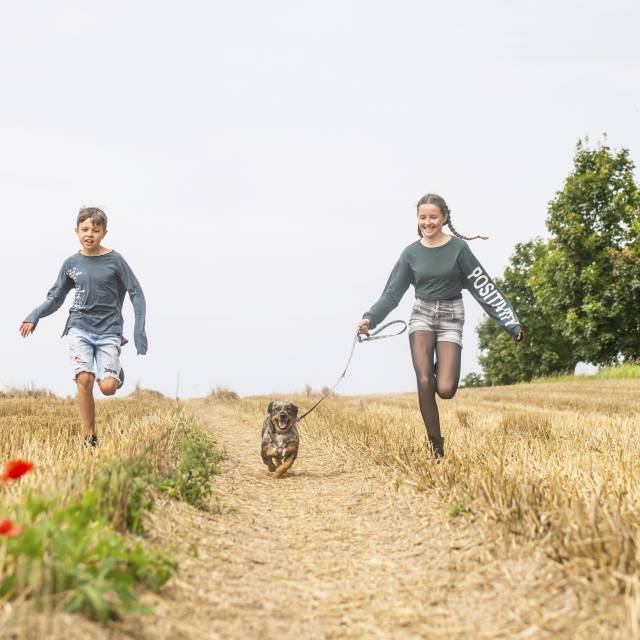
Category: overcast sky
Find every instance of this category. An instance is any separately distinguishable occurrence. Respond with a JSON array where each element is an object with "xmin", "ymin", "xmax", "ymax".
[{"xmin": 1, "ymin": 1, "xmax": 638, "ymax": 398}]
